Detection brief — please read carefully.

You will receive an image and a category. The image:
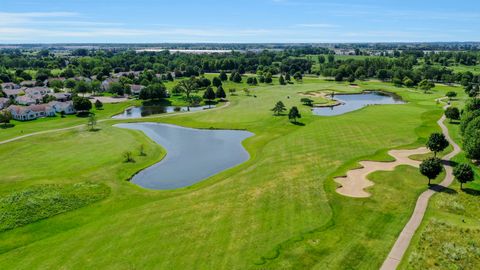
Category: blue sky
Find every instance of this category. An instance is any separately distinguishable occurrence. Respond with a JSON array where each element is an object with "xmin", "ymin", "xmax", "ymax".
[{"xmin": 0, "ymin": 0, "xmax": 479, "ymax": 43}]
